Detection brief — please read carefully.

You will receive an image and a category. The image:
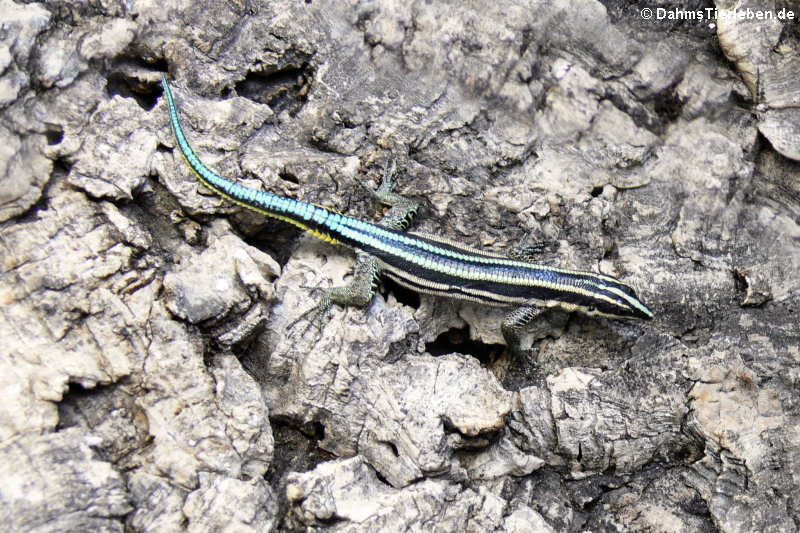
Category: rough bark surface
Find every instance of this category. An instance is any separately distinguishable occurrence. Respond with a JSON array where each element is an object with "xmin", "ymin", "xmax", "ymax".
[{"xmin": 1, "ymin": 0, "xmax": 799, "ymax": 531}]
